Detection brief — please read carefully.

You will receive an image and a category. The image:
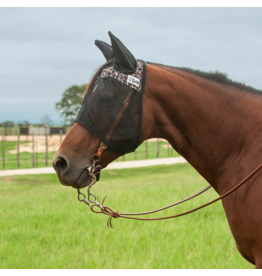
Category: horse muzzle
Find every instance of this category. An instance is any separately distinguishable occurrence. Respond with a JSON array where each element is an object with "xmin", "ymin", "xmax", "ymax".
[{"xmin": 52, "ymin": 154, "xmax": 93, "ymax": 189}]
